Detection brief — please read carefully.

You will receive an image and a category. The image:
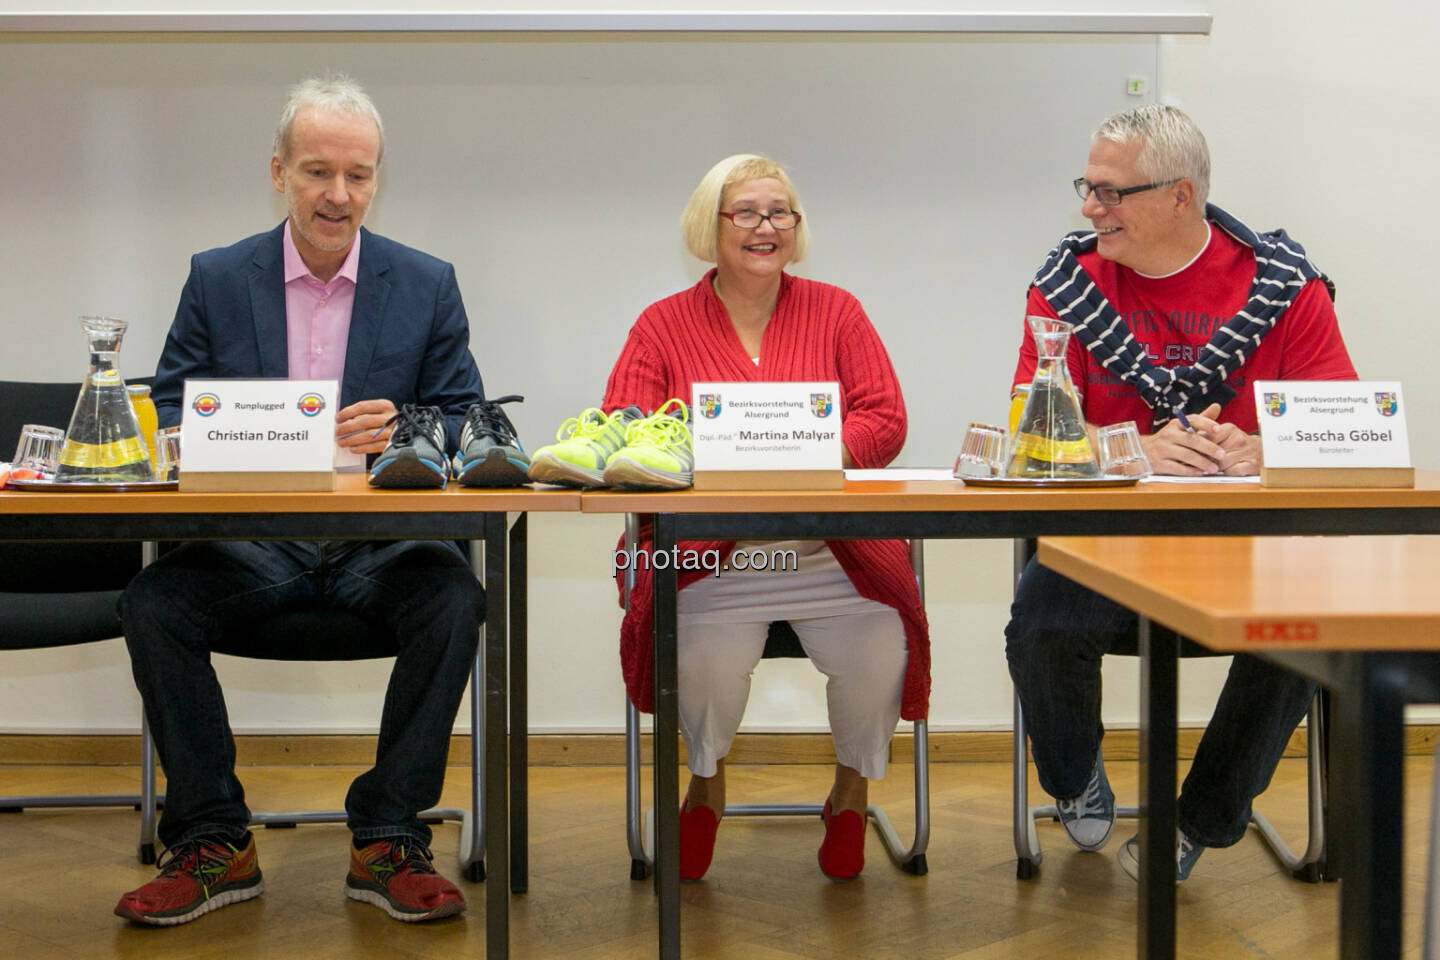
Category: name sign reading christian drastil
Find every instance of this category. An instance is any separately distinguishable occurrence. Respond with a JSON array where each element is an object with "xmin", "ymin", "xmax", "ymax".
[
  {"xmin": 1254, "ymin": 380, "xmax": 1413, "ymax": 488},
  {"xmin": 691, "ymin": 381, "xmax": 843, "ymax": 490},
  {"xmin": 180, "ymin": 379, "xmax": 339, "ymax": 492}
]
